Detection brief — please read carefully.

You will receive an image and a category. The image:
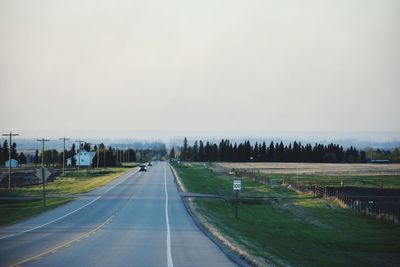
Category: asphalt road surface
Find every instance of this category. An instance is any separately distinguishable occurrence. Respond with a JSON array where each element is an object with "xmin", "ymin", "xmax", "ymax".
[{"xmin": 0, "ymin": 162, "xmax": 236, "ymax": 267}]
